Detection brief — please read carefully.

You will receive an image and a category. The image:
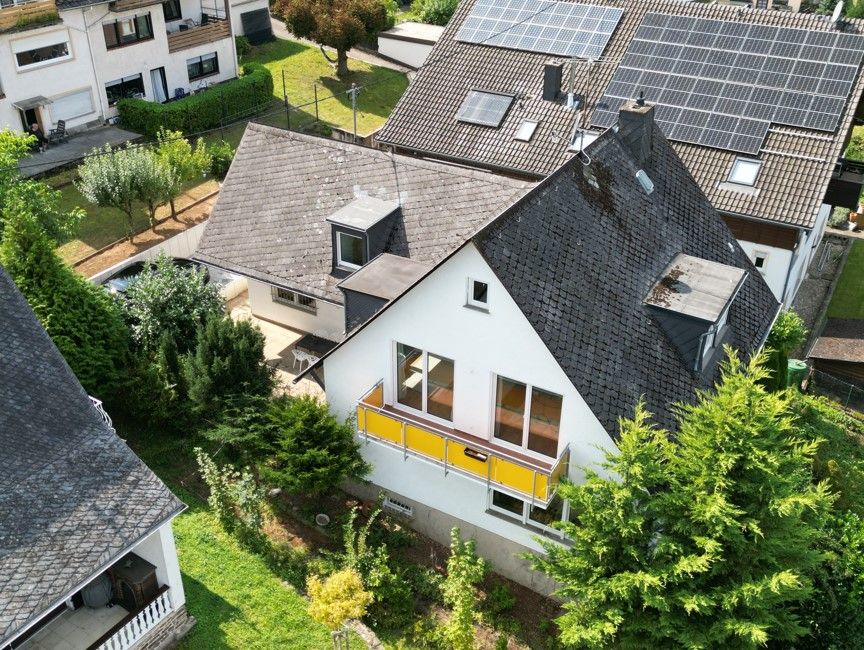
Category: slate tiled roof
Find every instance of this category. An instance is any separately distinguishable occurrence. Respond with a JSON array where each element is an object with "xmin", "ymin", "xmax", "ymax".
[
  {"xmin": 378, "ymin": 0, "xmax": 864, "ymax": 229},
  {"xmin": 0, "ymin": 268, "xmax": 184, "ymax": 646},
  {"xmin": 195, "ymin": 124, "xmax": 533, "ymax": 302},
  {"xmin": 472, "ymin": 110, "xmax": 781, "ymax": 433}
]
